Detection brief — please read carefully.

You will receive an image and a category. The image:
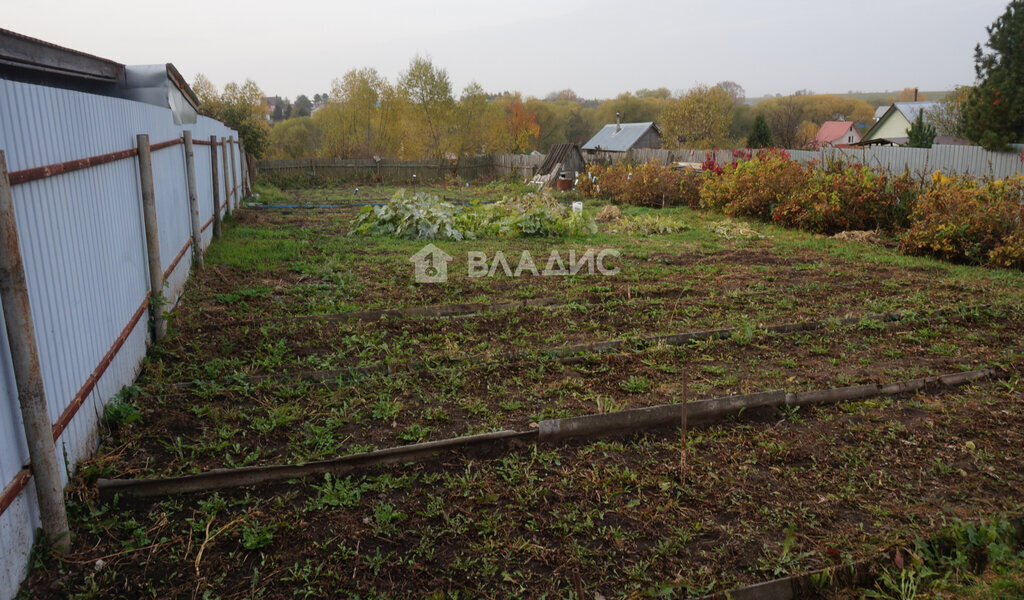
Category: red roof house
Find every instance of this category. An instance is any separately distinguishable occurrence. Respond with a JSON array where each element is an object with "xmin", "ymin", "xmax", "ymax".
[{"xmin": 813, "ymin": 121, "xmax": 861, "ymax": 149}]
